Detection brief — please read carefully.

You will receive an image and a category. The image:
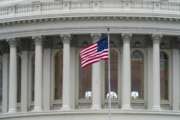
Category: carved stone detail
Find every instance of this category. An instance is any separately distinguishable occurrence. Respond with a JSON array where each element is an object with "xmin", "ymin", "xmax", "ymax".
[
  {"xmin": 7, "ymin": 38, "xmax": 17, "ymax": 47},
  {"xmin": 32, "ymin": 36, "xmax": 43, "ymax": 45},
  {"xmin": 60, "ymin": 34, "xmax": 71, "ymax": 44},
  {"xmin": 121, "ymin": 33, "xmax": 132, "ymax": 42},
  {"xmin": 152, "ymin": 34, "xmax": 162, "ymax": 43}
]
